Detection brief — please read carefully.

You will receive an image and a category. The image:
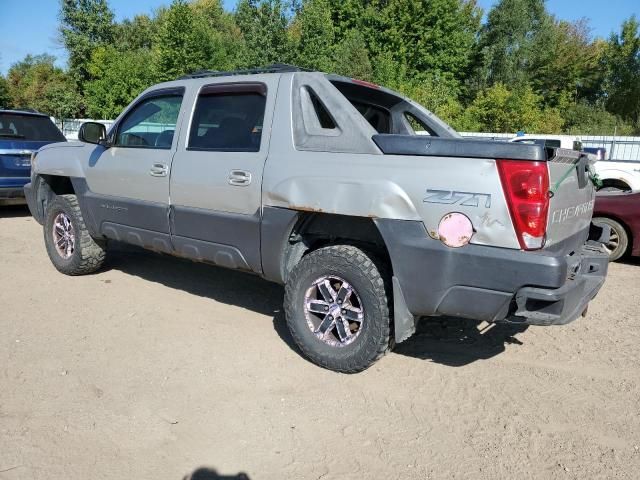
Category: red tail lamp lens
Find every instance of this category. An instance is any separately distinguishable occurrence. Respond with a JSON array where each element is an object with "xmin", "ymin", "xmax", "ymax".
[{"xmin": 496, "ymin": 160, "xmax": 550, "ymax": 250}]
